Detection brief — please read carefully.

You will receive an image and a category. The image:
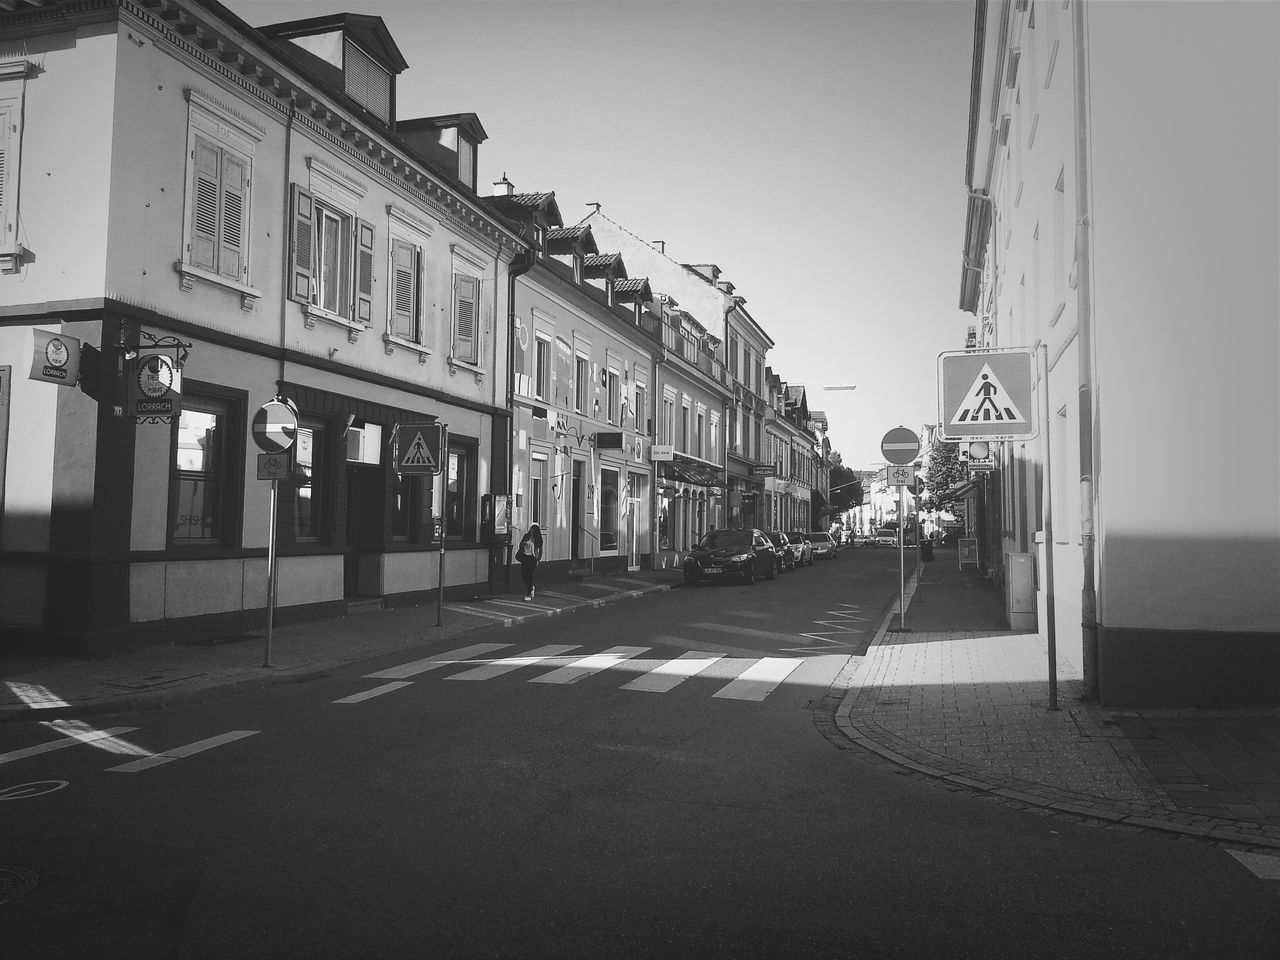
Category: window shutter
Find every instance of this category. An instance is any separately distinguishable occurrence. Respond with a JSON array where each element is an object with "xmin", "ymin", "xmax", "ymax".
[
  {"xmin": 355, "ymin": 219, "xmax": 375, "ymax": 323},
  {"xmin": 218, "ymin": 152, "xmax": 247, "ymax": 281},
  {"xmin": 453, "ymin": 273, "xmax": 477, "ymax": 363},
  {"xmin": 190, "ymin": 137, "xmax": 221, "ymax": 272},
  {"xmin": 390, "ymin": 238, "xmax": 416, "ymax": 339},
  {"xmin": 289, "ymin": 184, "xmax": 314, "ymax": 303},
  {"xmin": 0, "ymin": 106, "xmax": 10, "ymax": 242}
]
